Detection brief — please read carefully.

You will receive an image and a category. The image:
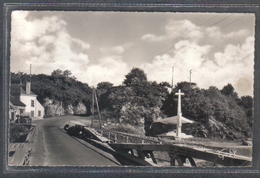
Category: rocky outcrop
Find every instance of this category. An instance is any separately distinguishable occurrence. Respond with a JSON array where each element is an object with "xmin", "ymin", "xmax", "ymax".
[
  {"xmin": 42, "ymin": 98, "xmax": 88, "ymax": 117},
  {"xmin": 73, "ymin": 102, "xmax": 87, "ymax": 114},
  {"xmin": 66, "ymin": 104, "xmax": 74, "ymax": 115},
  {"xmin": 43, "ymin": 98, "xmax": 65, "ymax": 117}
]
